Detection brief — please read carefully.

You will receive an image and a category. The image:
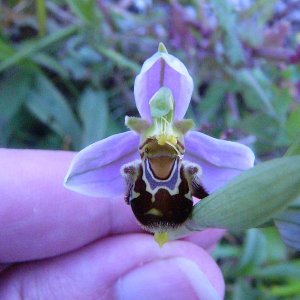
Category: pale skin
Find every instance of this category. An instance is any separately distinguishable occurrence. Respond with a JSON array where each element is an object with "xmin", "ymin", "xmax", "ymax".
[{"xmin": 0, "ymin": 149, "xmax": 225, "ymax": 300}]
